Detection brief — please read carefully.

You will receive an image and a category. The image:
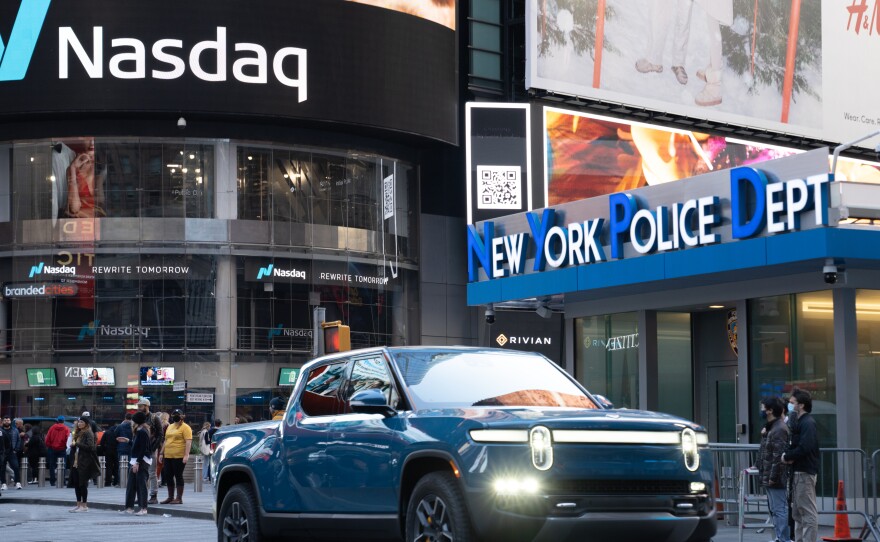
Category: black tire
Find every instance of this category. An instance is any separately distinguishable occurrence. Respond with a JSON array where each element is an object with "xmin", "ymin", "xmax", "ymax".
[
  {"xmin": 218, "ymin": 483, "xmax": 262, "ymax": 542},
  {"xmin": 405, "ymin": 471, "xmax": 473, "ymax": 542}
]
